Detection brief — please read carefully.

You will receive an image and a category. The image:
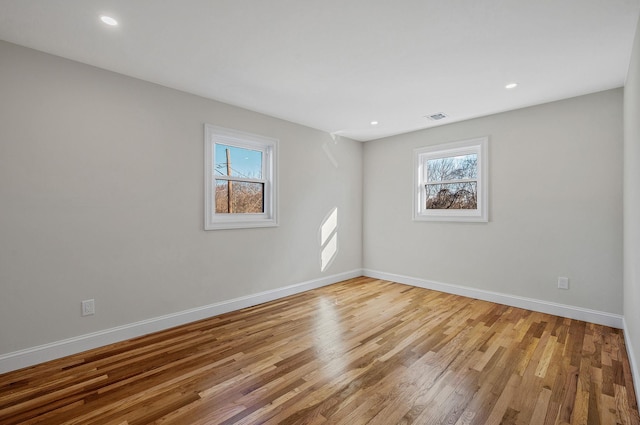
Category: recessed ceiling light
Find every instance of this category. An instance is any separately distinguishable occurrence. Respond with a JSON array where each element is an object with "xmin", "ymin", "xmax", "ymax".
[
  {"xmin": 370, "ymin": 121, "xmax": 379, "ymax": 126},
  {"xmin": 505, "ymin": 83, "xmax": 518, "ymax": 89},
  {"xmin": 100, "ymin": 15, "xmax": 118, "ymax": 26}
]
